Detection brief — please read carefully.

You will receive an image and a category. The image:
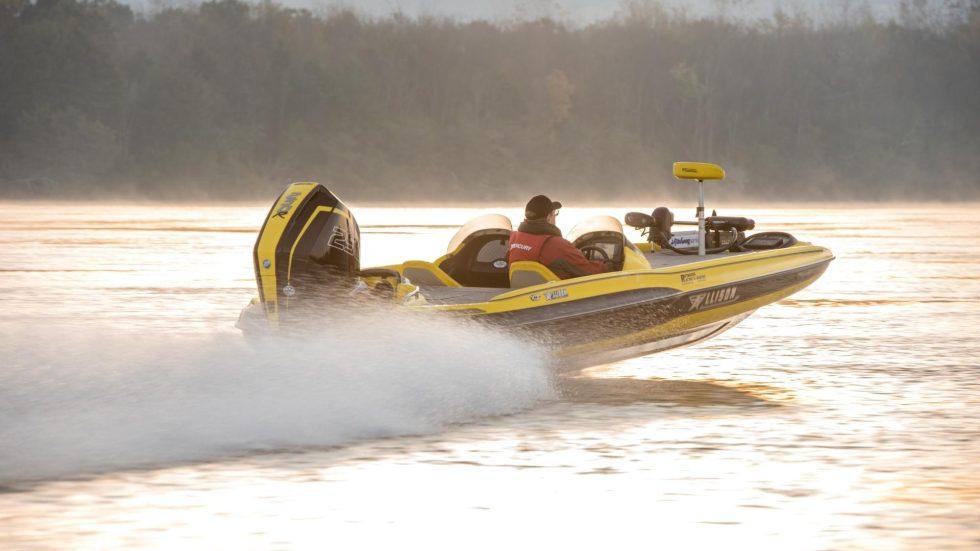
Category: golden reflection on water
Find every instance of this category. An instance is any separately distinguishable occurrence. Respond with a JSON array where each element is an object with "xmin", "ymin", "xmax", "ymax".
[
  {"xmin": 558, "ymin": 375, "xmax": 789, "ymax": 406},
  {"xmin": 0, "ymin": 202, "xmax": 978, "ymax": 548}
]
